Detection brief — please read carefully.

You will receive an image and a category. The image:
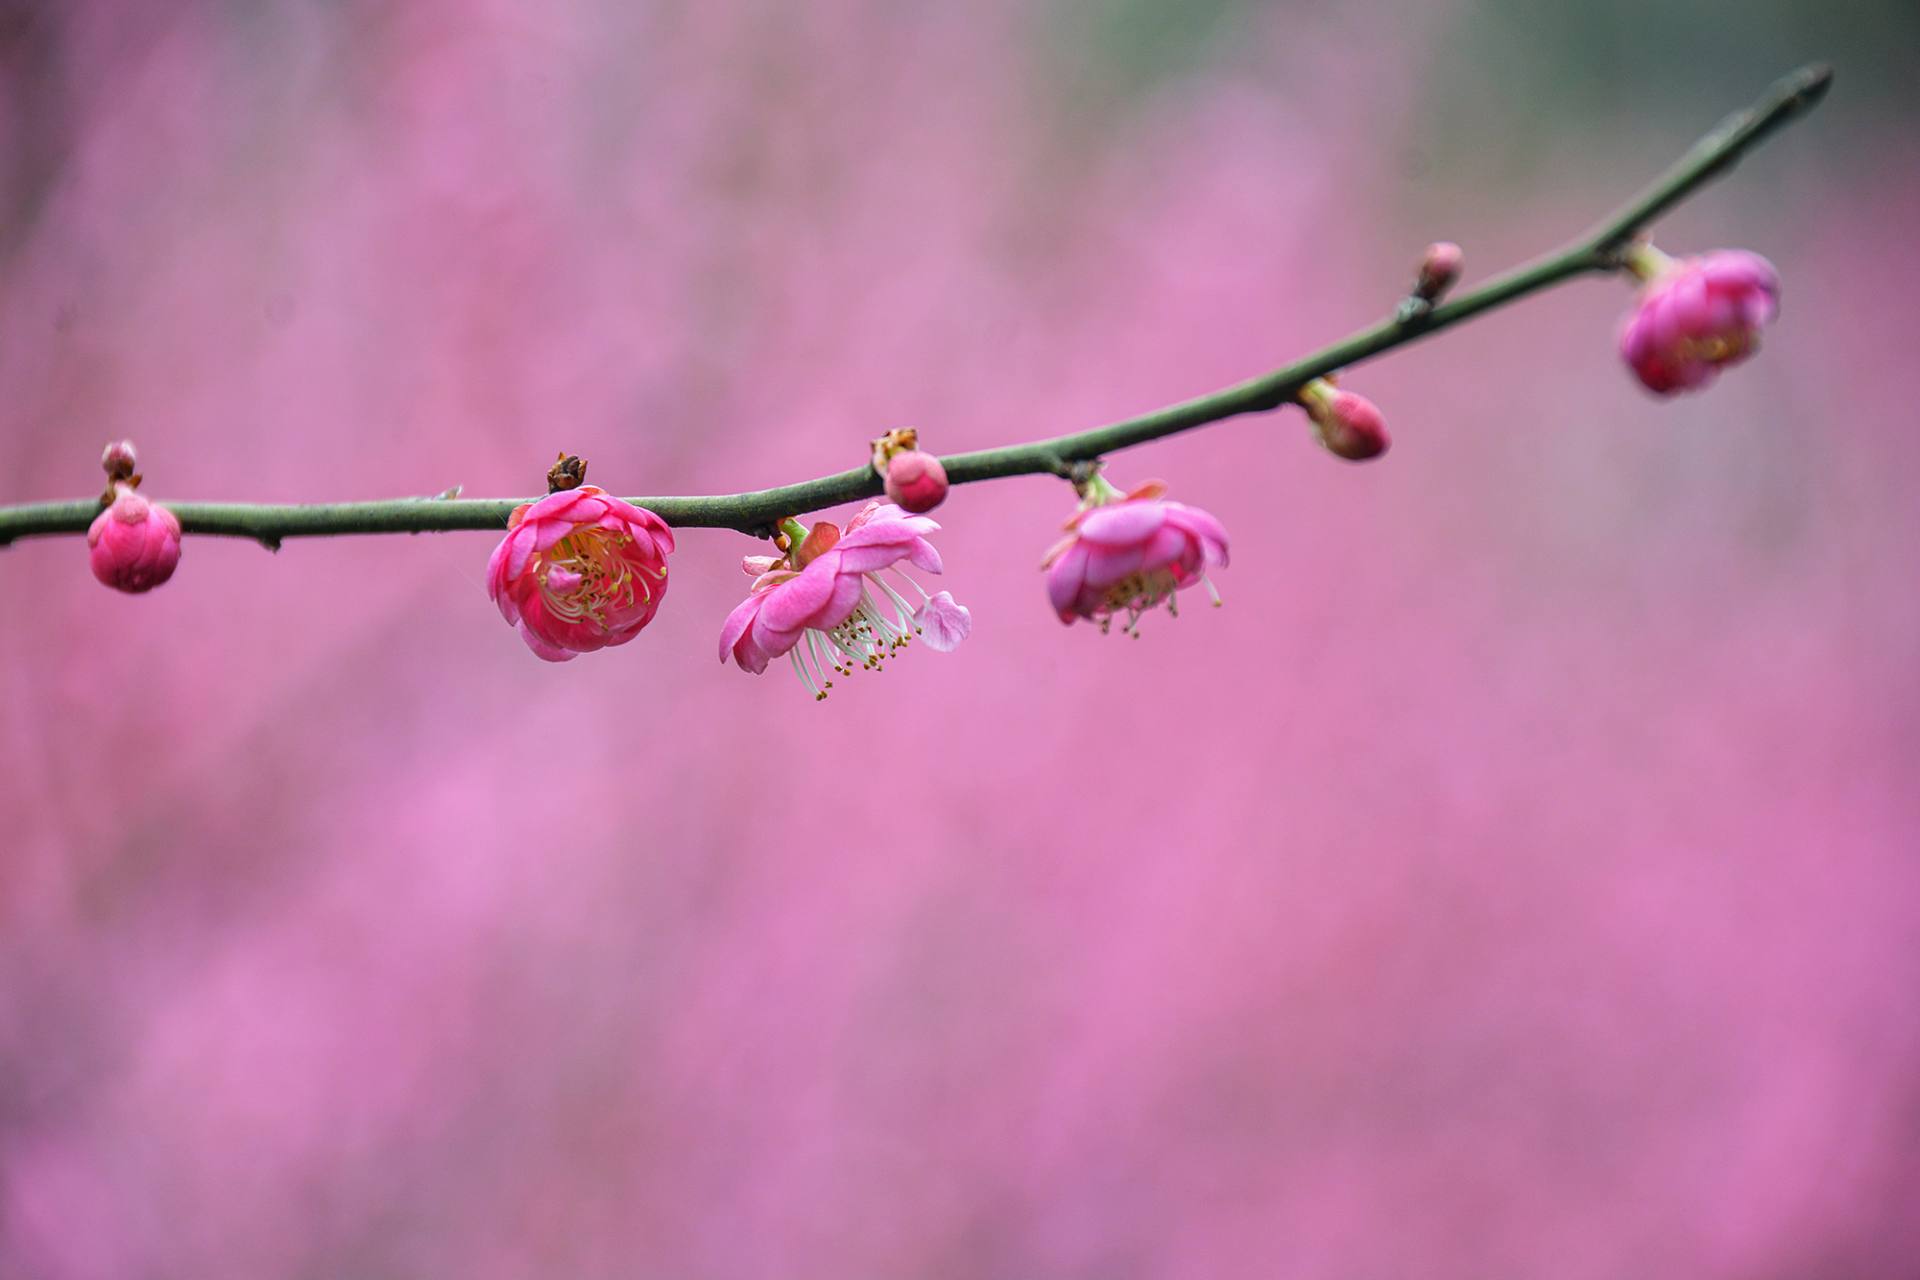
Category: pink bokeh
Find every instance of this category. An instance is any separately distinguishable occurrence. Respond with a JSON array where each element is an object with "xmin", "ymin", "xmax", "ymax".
[{"xmin": 4, "ymin": 3, "xmax": 1917, "ymax": 1276}]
